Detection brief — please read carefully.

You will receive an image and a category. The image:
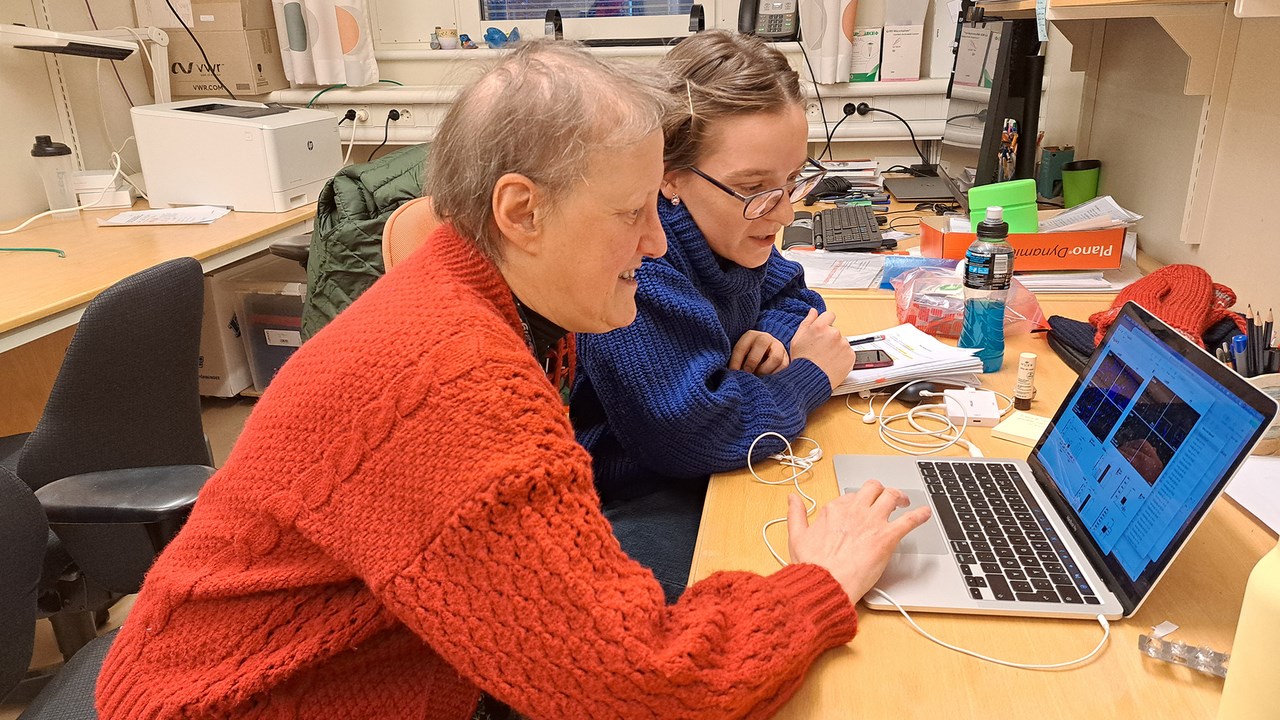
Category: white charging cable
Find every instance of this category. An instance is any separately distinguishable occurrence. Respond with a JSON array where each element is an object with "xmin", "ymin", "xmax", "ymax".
[
  {"xmin": 747, "ymin": 431, "xmax": 822, "ymax": 567},
  {"xmin": 1, "ymin": 153, "xmax": 127, "ymax": 248},
  {"xmin": 342, "ymin": 120, "xmax": 359, "ymax": 166},
  {"xmin": 869, "ymin": 587, "xmax": 1111, "ymax": 669}
]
